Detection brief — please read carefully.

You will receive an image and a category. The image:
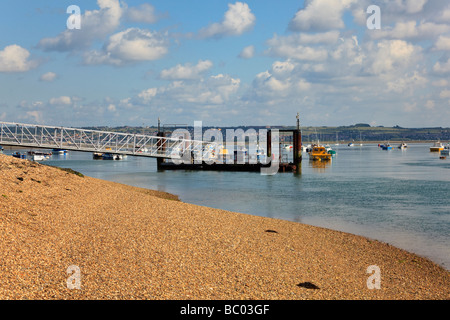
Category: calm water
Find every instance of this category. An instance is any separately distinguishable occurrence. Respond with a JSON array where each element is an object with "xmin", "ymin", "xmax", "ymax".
[{"xmin": 7, "ymin": 143, "xmax": 449, "ymax": 269}]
